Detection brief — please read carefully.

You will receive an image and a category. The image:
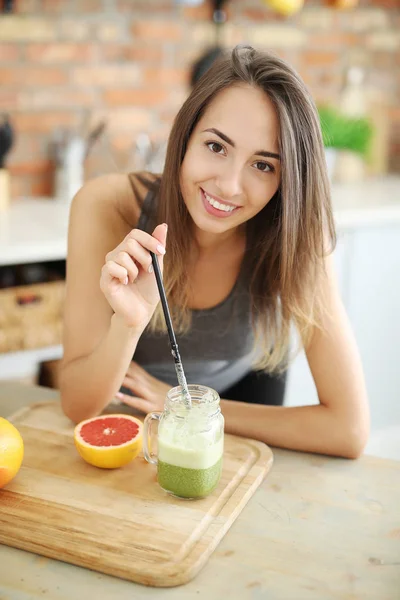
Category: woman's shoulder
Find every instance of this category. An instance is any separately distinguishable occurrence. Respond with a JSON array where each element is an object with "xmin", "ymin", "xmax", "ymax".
[{"xmin": 72, "ymin": 171, "xmax": 158, "ymax": 229}]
